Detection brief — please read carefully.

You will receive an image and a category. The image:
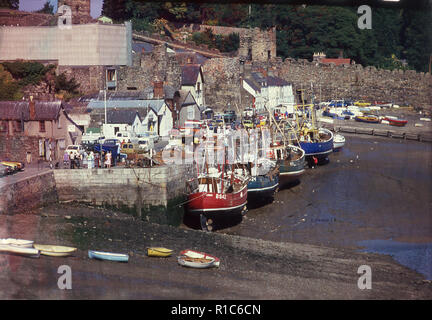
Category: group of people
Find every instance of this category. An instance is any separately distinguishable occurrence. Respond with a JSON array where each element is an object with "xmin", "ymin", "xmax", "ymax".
[{"xmin": 63, "ymin": 150, "xmax": 113, "ymax": 169}]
